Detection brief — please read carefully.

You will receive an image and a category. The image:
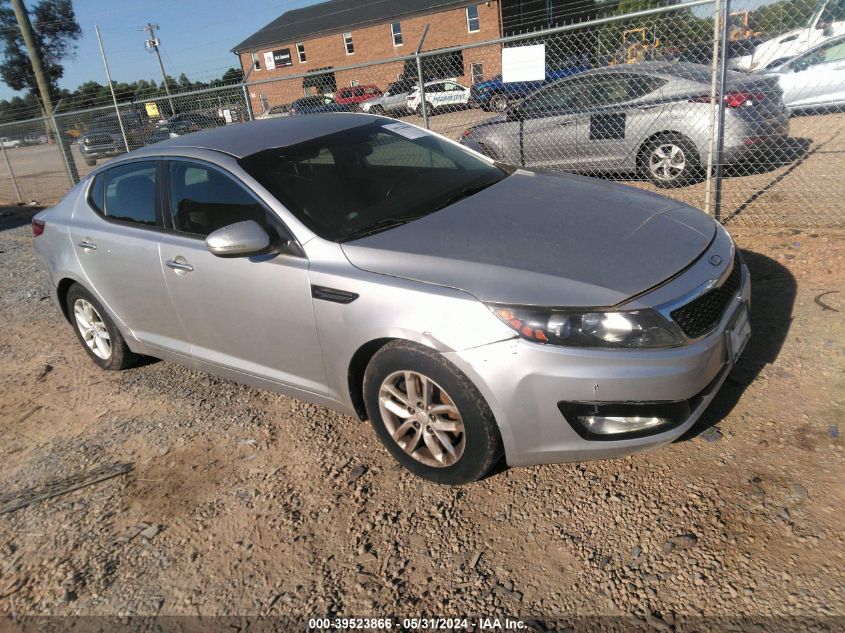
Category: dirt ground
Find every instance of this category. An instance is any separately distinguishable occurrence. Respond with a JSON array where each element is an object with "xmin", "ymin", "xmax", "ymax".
[{"xmin": 0, "ymin": 205, "xmax": 843, "ymax": 632}]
